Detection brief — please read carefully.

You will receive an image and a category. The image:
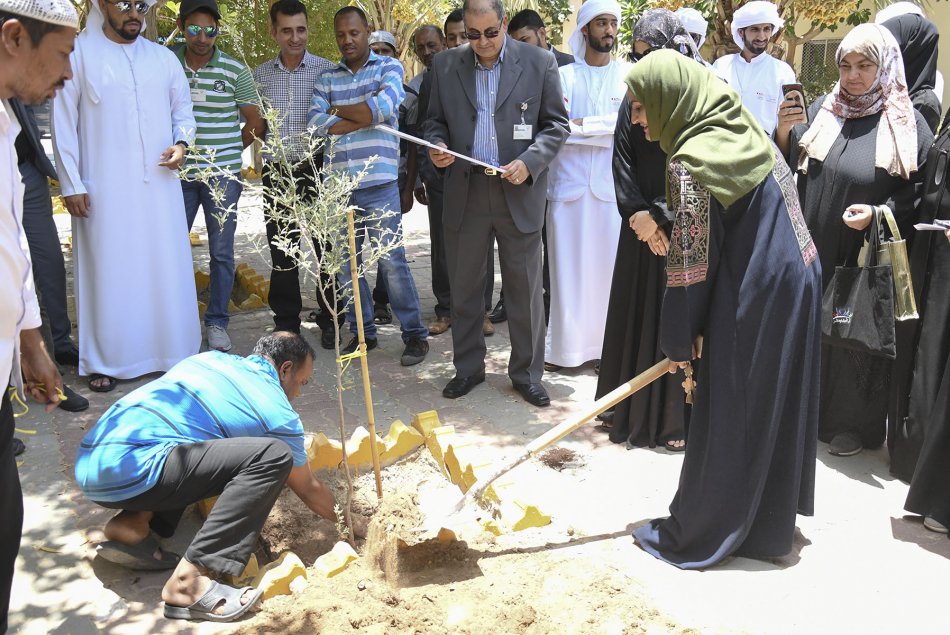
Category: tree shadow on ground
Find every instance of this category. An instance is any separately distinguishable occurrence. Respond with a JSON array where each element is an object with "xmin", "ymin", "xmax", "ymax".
[{"xmin": 816, "ymin": 444, "xmax": 895, "ymax": 489}]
